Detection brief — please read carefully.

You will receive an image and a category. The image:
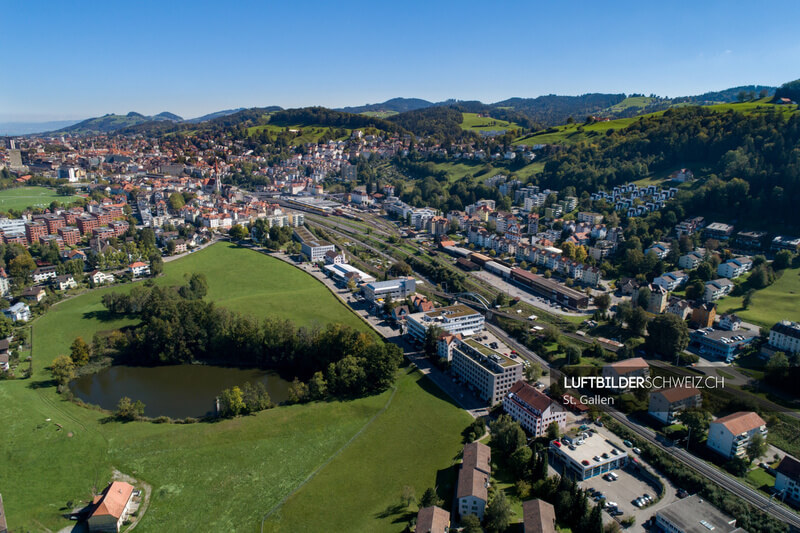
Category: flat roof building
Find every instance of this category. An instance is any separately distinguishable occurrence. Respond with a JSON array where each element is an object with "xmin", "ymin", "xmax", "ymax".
[
  {"xmin": 293, "ymin": 226, "xmax": 336, "ymax": 262},
  {"xmin": 323, "ymin": 263, "xmax": 376, "ymax": 285},
  {"xmin": 406, "ymin": 304, "xmax": 485, "ymax": 342},
  {"xmin": 452, "ymin": 338, "xmax": 523, "ymax": 405},
  {"xmin": 655, "ymin": 494, "xmax": 740, "ymax": 533},
  {"xmin": 689, "ymin": 327, "xmax": 757, "ymax": 363},
  {"xmin": 362, "ymin": 278, "xmax": 416, "ymax": 303},
  {"xmin": 509, "ymin": 267, "xmax": 589, "ymax": 309},
  {"xmin": 548, "ymin": 431, "xmax": 628, "ymax": 481}
]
